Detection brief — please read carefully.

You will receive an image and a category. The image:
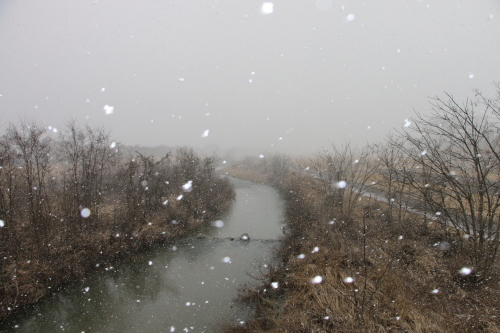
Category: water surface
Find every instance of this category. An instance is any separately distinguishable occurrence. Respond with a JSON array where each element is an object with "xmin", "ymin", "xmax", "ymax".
[{"xmin": 2, "ymin": 177, "xmax": 284, "ymax": 333}]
